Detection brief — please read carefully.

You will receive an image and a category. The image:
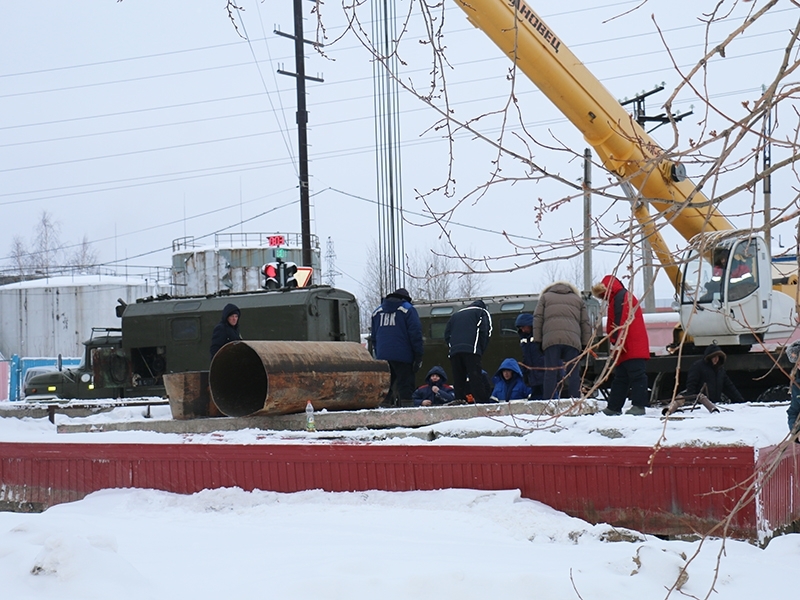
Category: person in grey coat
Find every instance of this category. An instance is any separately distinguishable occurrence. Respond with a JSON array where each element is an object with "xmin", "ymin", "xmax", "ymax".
[{"xmin": 533, "ymin": 281, "xmax": 591, "ymax": 399}]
